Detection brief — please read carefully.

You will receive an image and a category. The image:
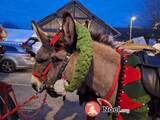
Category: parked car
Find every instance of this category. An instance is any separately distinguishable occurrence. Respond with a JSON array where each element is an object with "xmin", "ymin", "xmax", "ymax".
[
  {"xmin": 0, "ymin": 44, "xmax": 5, "ymax": 59},
  {"xmin": 0, "ymin": 41, "xmax": 33, "ymax": 73}
]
